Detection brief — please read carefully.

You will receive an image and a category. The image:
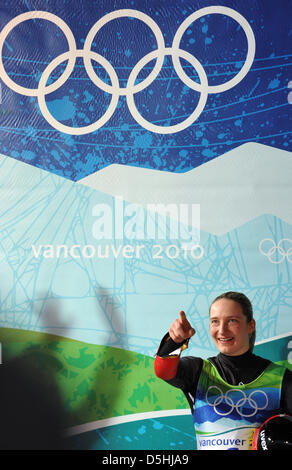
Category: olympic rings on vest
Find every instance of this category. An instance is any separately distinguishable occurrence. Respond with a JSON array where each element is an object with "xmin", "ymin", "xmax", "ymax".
[
  {"xmin": 0, "ymin": 7, "xmax": 256, "ymax": 134},
  {"xmin": 206, "ymin": 386, "xmax": 269, "ymax": 418}
]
